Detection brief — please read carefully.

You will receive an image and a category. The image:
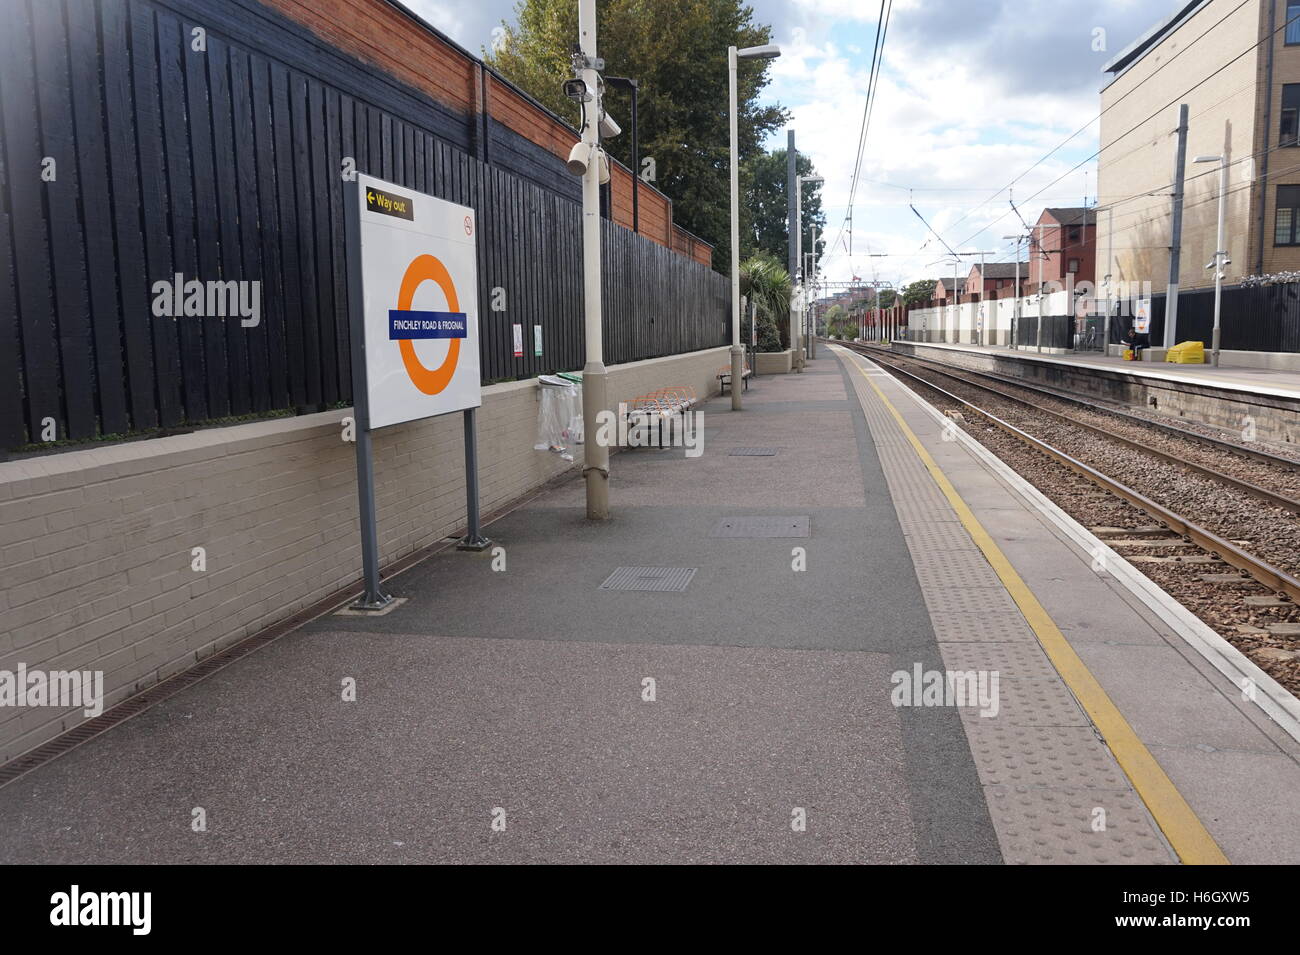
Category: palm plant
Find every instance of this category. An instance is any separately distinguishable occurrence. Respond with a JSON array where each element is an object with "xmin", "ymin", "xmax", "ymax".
[{"xmin": 739, "ymin": 252, "xmax": 793, "ymax": 350}]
